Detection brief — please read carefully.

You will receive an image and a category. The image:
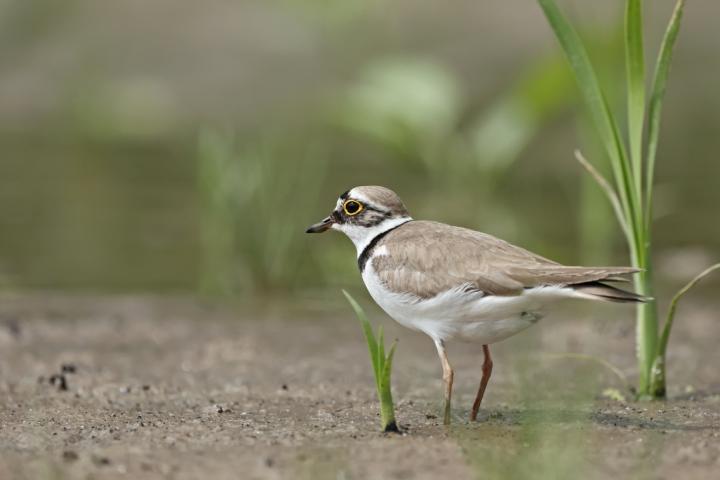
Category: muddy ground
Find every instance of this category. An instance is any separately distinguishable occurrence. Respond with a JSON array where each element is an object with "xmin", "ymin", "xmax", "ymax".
[{"xmin": 0, "ymin": 293, "xmax": 718, "ymax": 479}]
